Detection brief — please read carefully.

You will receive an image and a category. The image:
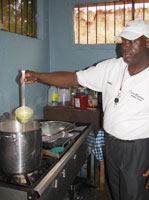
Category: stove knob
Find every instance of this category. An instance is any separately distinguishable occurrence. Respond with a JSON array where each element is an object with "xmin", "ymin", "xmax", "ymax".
[
  {"xmin": 52, "ymin": 179, "xmax": 58, "ymax": 188},
  {"xmin": 73, "ymin": 154, "xmax": 77, "ymax": 160},
  {"xmin": 61, "ymin": 169, "xmax": 66, "ymax": 178}
]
